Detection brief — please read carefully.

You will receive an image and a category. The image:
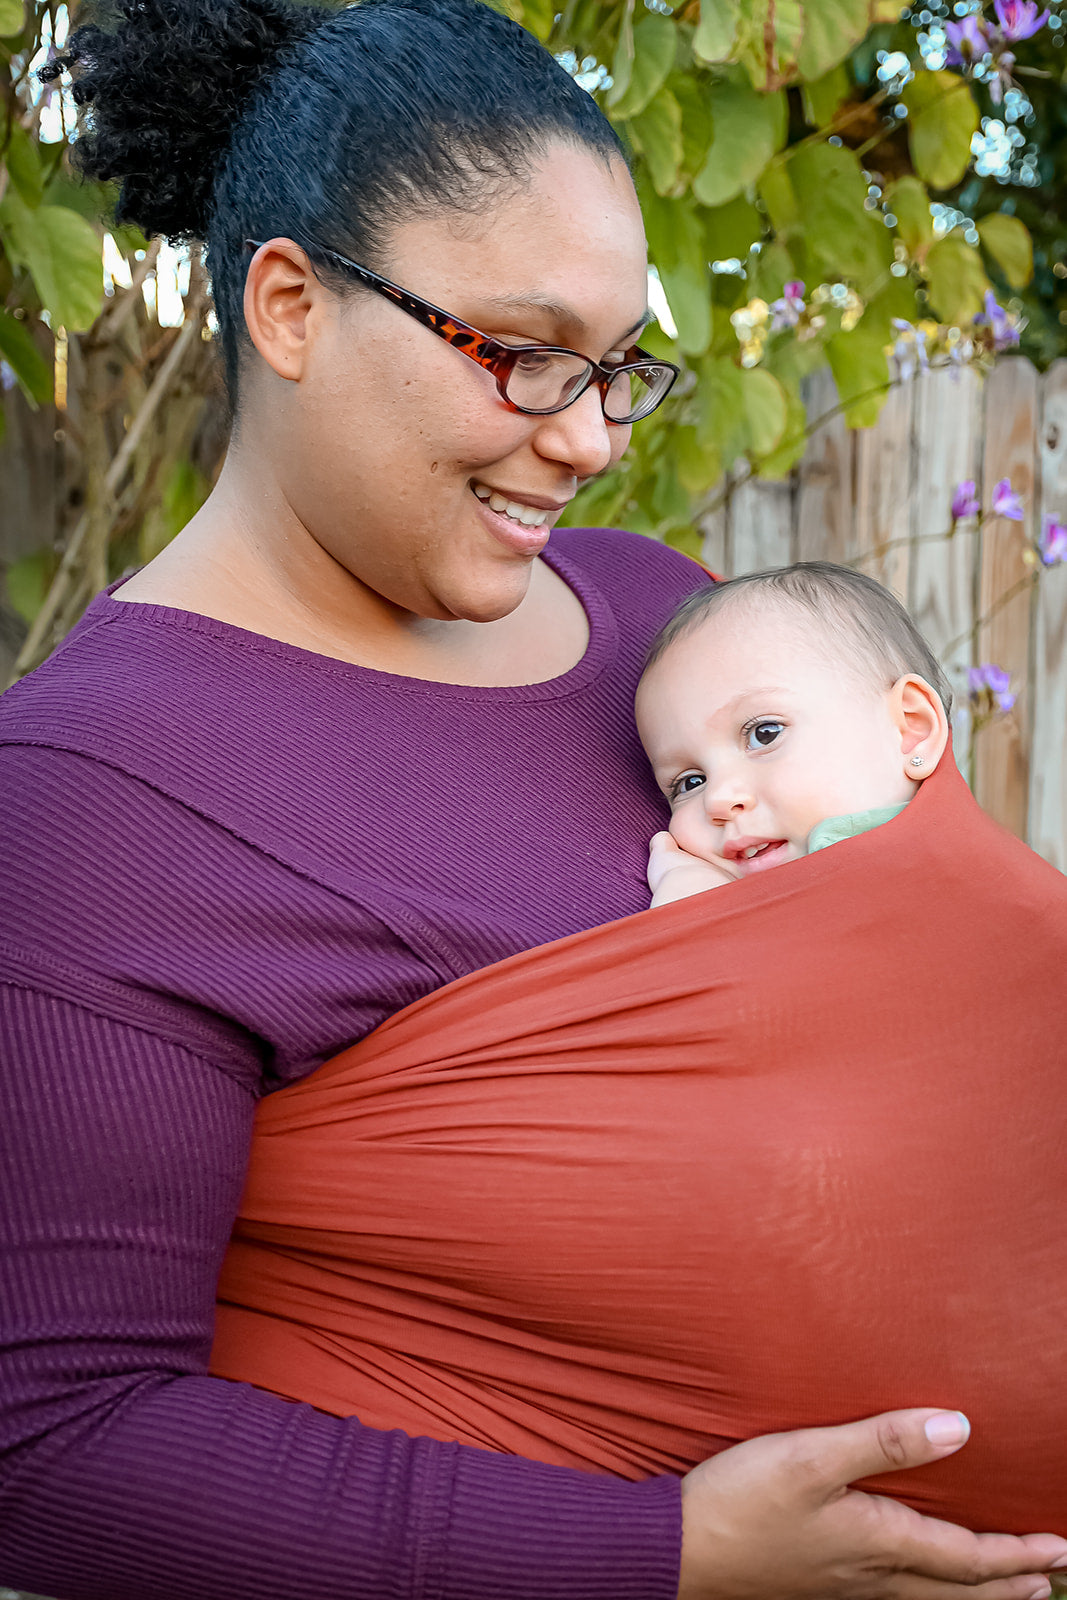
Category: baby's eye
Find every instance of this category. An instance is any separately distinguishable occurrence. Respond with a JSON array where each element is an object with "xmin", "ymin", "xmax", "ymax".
[
  {"xmin": 745, "ymin": 720, "xmax": 785, "ymax": 751},
  {"xmin": 669, "ymin": 772, "xmax": 706, "ymax": 800}
]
